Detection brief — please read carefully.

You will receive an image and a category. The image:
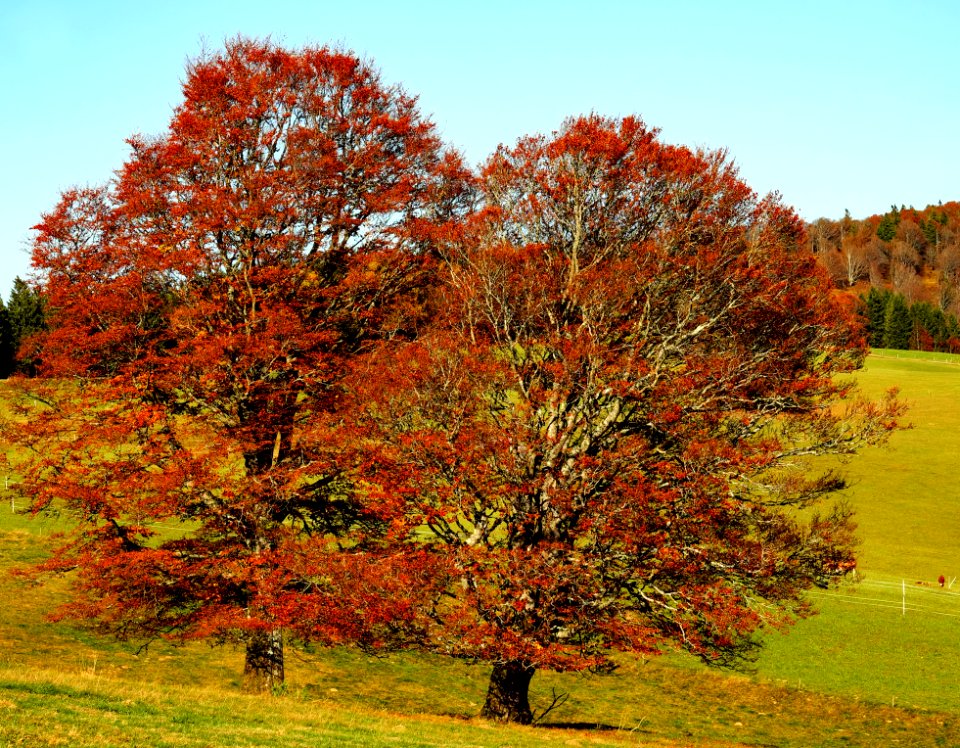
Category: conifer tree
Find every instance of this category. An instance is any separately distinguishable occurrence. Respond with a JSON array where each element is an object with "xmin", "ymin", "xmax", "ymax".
[
  {"xmin": 883, "ymin": 293, "xmax": 912, "ymax": 349},
  {"xmin": 0, "ymin": 297, "xmax": 14, "ymax": 378},
  {"xmin": 6, "ymin": 277, "xmax": 45, "ymax": 373},
  {"xmin": 862, "ymin": 287, "xmax": 890, "ymax": 348}
]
